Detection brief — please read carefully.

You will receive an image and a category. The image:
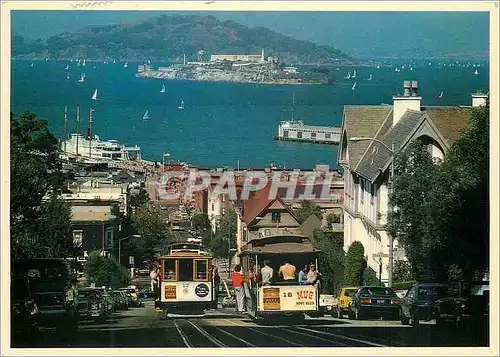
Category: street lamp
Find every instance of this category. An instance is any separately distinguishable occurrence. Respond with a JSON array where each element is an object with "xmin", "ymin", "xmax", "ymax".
[
  {"xmin": 118, "ymin": 234, "xmax": 141, "ymax": 266},
  {"xmin": 349, "ymin": 136, "xmax": 396, "ymax": 287}
]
